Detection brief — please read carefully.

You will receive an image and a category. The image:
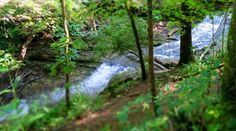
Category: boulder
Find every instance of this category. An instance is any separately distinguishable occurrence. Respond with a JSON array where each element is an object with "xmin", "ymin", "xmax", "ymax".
[{"xmin": 102, "ymin": 69, "xmax": 138, "ymax": 96}]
